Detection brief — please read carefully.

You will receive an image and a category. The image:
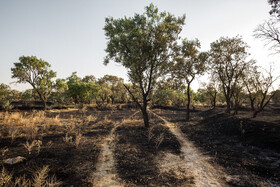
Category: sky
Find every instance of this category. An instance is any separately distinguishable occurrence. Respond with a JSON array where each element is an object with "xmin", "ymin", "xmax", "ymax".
[{"xmin": 0, "ymin": 0, "xmax": 279, "ymax": 91}]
